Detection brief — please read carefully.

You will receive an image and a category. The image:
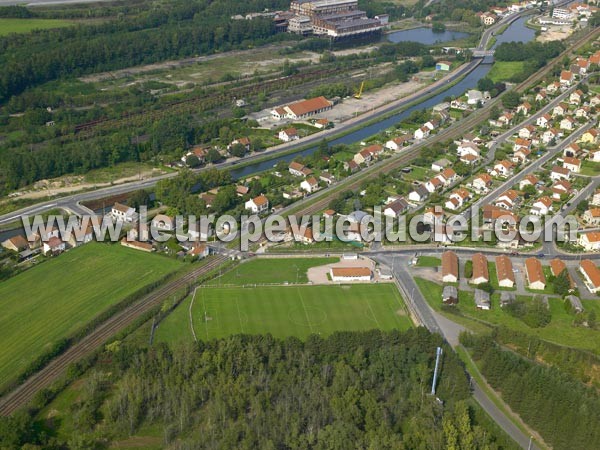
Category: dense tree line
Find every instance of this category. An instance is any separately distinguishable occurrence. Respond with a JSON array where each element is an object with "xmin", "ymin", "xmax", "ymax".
[
  {"xmin": 0, "ymin": 0, "xmax": 291, "ymax": 102},
  {"xmin": 0, "ymin": 329, "xmax": 519, "ymax": 449},
  {"xmin": 494, "ymin": 41, "xmax": 564, "ymax": 64},
  {"xmin": 461, "ymin": 333, "xmax": 600, "ymax": 450}
]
